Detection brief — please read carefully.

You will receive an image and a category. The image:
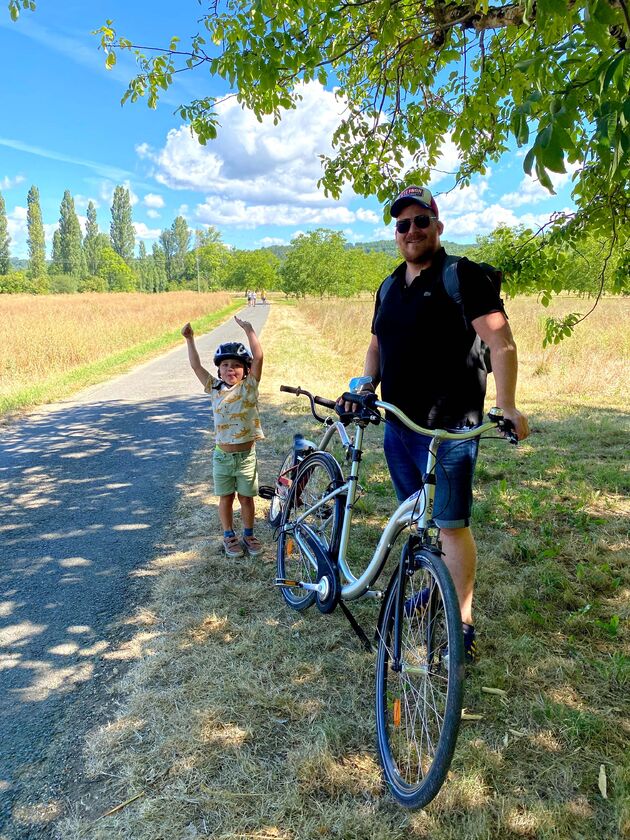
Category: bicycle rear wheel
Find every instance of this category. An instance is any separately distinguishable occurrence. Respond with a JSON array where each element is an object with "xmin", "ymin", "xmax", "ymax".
[
  {"xmin": 277, "ymin": 451, "xmax": 344, "ymax": 611},
  {"xmin": 268, "ymin": 450, "xmax": 295, "ymax": 528},
  {"xmin": 375, "ymin": 548, "xmax": 464, "ymax": 808}
]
